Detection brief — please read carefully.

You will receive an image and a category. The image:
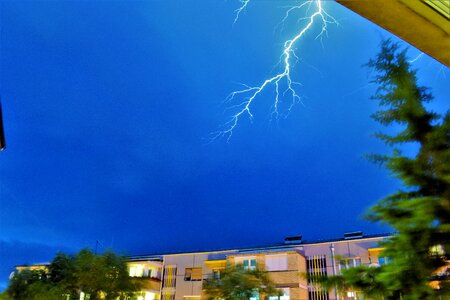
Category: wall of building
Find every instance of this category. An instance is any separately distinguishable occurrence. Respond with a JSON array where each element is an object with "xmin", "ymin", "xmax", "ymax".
[
  {"xmin": 162, "ymin": 251, "xmax": 238, "ymax": 300},
  {"xmin": 300, "ymin": 236, "xmax": 389, "ymax": 300},
  {"xmin": 15, "ymin": 234, "xmax": 390, "ymax": 300},
  {"xmin": 229, "ymin": 250, "xmax": 309, "ymax": 300},
  {"xmin": 154, "ymin": 236, "xmax": 389, "ymax": 300}
]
